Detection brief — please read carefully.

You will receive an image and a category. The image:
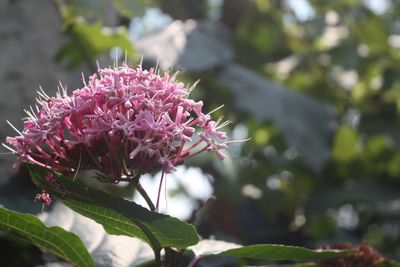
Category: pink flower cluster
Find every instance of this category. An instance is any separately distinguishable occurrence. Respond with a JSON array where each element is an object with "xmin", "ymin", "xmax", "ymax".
[
  {"xmin": 34, "ymin": 191, "xmax": 52, "ymax": 206},
  {"xmin": 6, "ymin": 65, "xmax": 228, "ymax": 183}
]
